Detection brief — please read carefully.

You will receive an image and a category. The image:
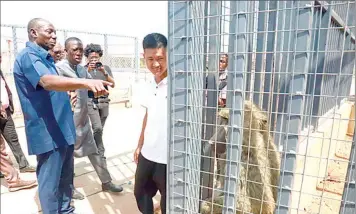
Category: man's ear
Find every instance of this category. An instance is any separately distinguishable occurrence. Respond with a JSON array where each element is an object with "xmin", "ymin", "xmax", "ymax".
[{"xmin": 30, "ymin": 28, "xmax": 38, "ymax": 39}]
